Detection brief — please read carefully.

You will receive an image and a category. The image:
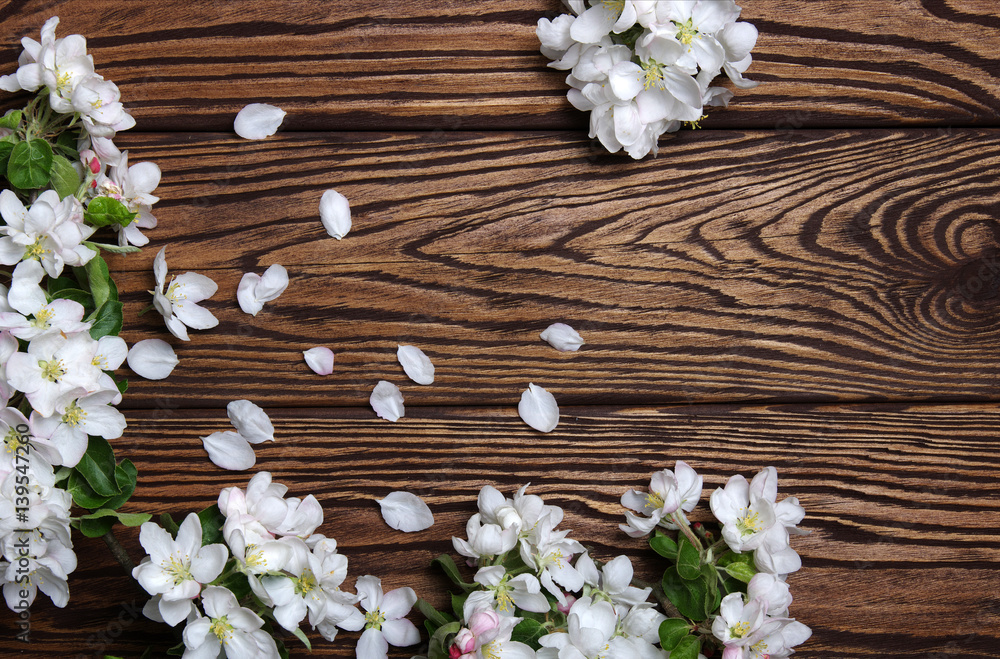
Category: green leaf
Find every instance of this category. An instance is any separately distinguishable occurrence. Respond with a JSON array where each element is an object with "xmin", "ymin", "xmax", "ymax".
[
  {"xmin": 219, "ymin": 569, "xmax": 252, "ymax": 601},
  {"xmin": 166, "ymin": 641, "xmax": 185, "ymax": 656},
  {"xmin": 724, "ymin": 561, "xmax": 757, "ymax": 584},
  {"xmin": 0, "ymin": 109, "xmax": 22, "ymax": 130},
  {"xmin": 290, "ymin": 626, "xmax": 312, "ymax": 651},
  {"xmin": 670, "ymin": 634, "xmax": 702, "ymax": 659},
  {"xmin": 658, "ymin": 618, "xmax": 691, "ymax": 651},
  {"xmin": 0, "ymin": 140, "xmax": 15, "ymax": 176},
  {"xmin": 677, "ymin": 537, "xmax": 701, "ymax": 581},
  {"xmin": 83, "ymin": 255, "xmax": 112, "ymax": 308},
  {"xmin": 100, "ymin": 459, "xmax": 139, "ymax": 511},
  {"xmin": 428, "ymin": 621, "xmax": 461, "ymax": 659},
  {"xmin": 431, "ymin": 553, "xmax": 476, "ymax": 589},
  {"xmin": 198, "ymin": 504, "xmax": 225, "ymax": 546},
  {"xmin": 55, "ymin": 129, "xmax": 79, "ymax": 160},
  {"xmin": 511, "ymin": 618, "xmax": 546, "ymax": 649},
  {"xmin": 89, "ymin": 299, "xmax": 123, "ymax": 339},
  {"xmin": 7, "ymin": 138, "xmax": 53, "ymax": 189},
  {"xmin": 702, "ymin": 564, "xmax": 721, "ymax": 618},
  {"xmin": 49, "ymin": 154, "xmax": 81, "ymax": 199},
  {"xmin": 662, "ymin": 565, "xmax": 711, "ymax": 622},
  {"xmin": 84, "ymin": 196, "xmax": 137, "ymax": 227},
  {"xmin": 74, "ymin": 436, "xmax": 122, "ymax": 497},
  {"xmin": 66, "ymin": 471, "xmax": 112, "ymax": 509},
  {"xmin": 77, "ymin": 515, "xmax": 115, "ymax": 538},
  {"xmin": 451, "ymin": 592, "xmax": 469, "ymax": 621},
  {"xmin": 51, "ymin": 287, "xmax": 95, "ymax": 309},
  {"xmin": 77, "ymin": 508, "xmax": 151, "ymax": 527},
  {"xmin": 159, "ymin": 512, "xmax": 180, "ymax": 538},
  {"xmin": 114, "ymin": 375, "xmax": 128, "ymax": 395},
  {"xmin": 649, "ymin": 531, "xmax": 678, "ymax": 560},
  {"xmin": 416, "ymin": 598, "xmax": 454, "ymax": 631}
]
